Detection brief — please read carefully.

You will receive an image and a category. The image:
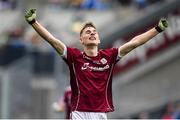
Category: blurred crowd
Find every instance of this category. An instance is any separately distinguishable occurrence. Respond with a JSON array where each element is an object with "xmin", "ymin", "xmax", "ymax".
[
  {"xmin": 47, "ymin": 0, "xmax": 165, "ymax": 10},
  {"xmin": 0, "ymin": 0, "xmax": 165, "ymax": 11},
  {"xmin": 0, "ymin": 0, "xmax": 17, "ymax": 10},
  {"xmin": 0, "ymin": 26, "xmax": 27, "ymax": 65},
  {"xmin": 133, "ymin": 101, "xmax": 180, "ymax": 119}
]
